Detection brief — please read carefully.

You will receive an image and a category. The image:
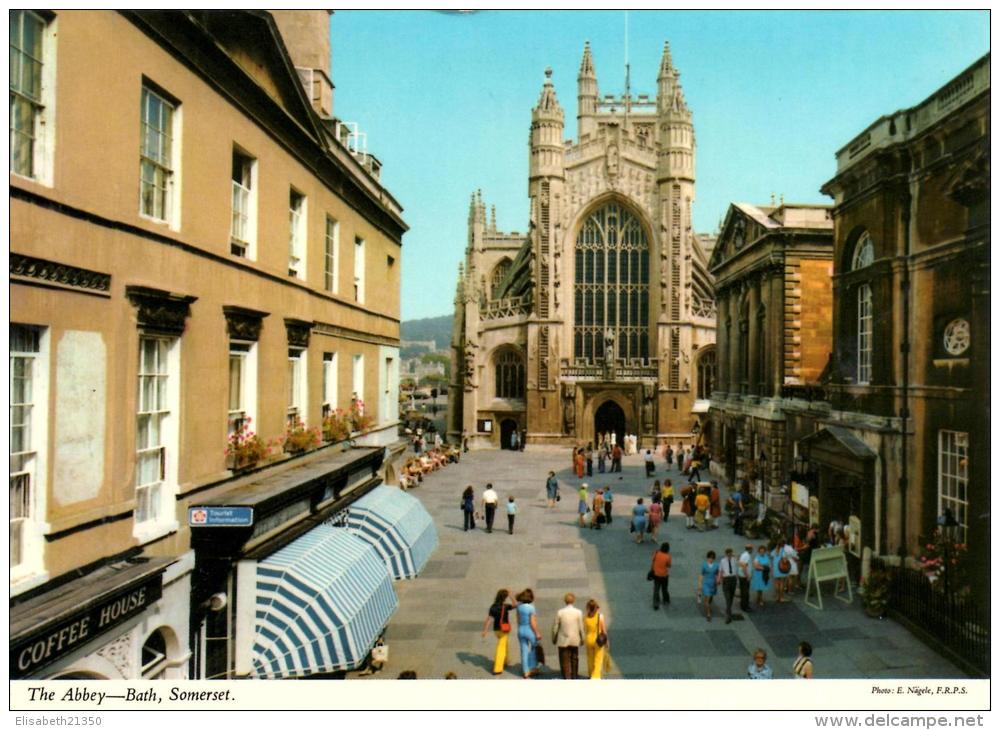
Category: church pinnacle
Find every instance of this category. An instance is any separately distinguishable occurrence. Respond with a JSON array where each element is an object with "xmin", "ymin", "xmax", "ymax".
[
  {"xmin": 658, "ymin": 41, "xmax": 673, "ymax": 79},
  {"xmin": 579, "ymin": 41, "xmax": 596, "ymax": 79}
]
